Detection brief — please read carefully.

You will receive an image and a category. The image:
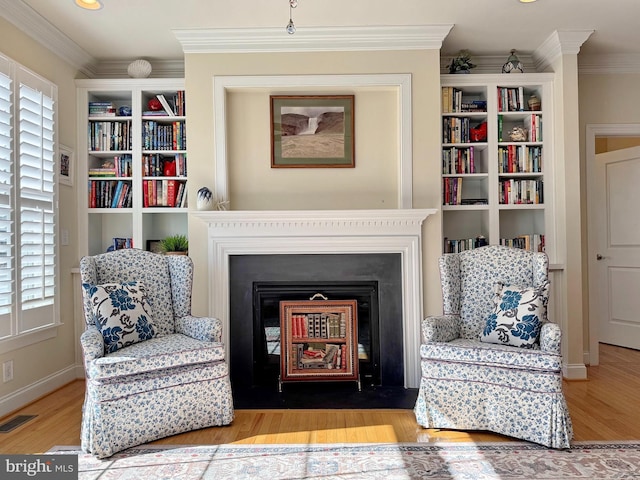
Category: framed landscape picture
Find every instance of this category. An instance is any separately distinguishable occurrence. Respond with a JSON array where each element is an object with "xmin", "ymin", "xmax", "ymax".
[{"xmin": 270, "ymin": 95, "xmax": 355, "ymax": 168}]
